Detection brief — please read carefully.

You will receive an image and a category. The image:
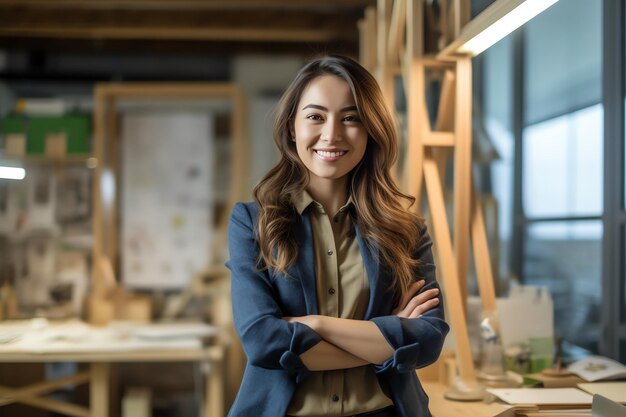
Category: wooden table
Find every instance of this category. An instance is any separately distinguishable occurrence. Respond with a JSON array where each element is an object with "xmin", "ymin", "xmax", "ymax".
[
  {"xmin": 0, "ymin": 322, "xmax": 226, "ymax": 417},
  {"xmin": 424, "ymin": 381, "xmax": 523, "ymax": 417}
]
